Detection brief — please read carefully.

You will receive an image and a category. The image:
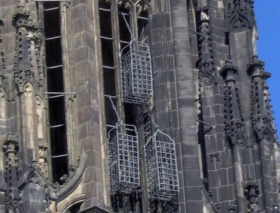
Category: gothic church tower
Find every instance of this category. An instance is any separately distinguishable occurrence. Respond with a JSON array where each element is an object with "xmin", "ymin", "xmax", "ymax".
[{"xmin": 0, "ymin": 0, "xmax": 279, "ymax": 212}]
